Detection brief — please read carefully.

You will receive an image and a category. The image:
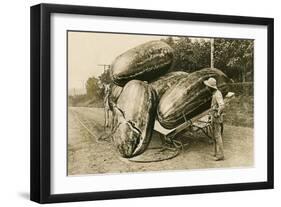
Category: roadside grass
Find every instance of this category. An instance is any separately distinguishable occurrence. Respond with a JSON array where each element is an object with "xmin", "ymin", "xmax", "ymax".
[
  {"xmin": 224, "ymin": 96, "xmax": 253, "ymax": 128},
  {"xmin": 68, "ymin": 95, "xmax": 104, "ymax": 108}
]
